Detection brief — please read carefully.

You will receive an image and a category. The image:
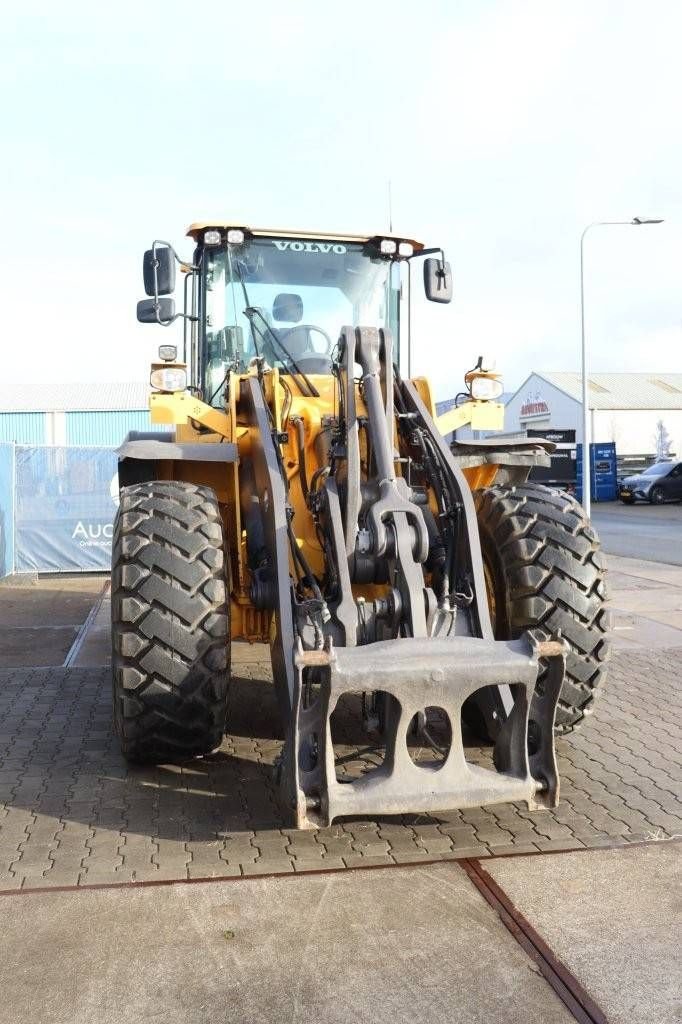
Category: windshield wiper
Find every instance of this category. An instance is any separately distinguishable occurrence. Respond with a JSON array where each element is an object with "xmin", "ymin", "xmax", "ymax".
[
  {"xmin": 244, "ymin": 307, "xmax": 319, "ymax": 398},
  {"xmin": 231, "ymin": 257, "xmax": 319, "ymax": 397}
]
